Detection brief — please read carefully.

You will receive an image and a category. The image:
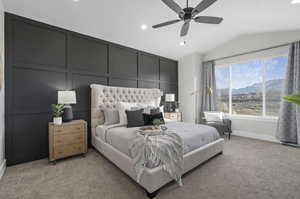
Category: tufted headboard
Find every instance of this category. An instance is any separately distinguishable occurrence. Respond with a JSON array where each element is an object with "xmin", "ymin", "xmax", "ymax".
[{"xmin": 90, "ymin": 84, "xmax": 162, "ymax": 139}]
